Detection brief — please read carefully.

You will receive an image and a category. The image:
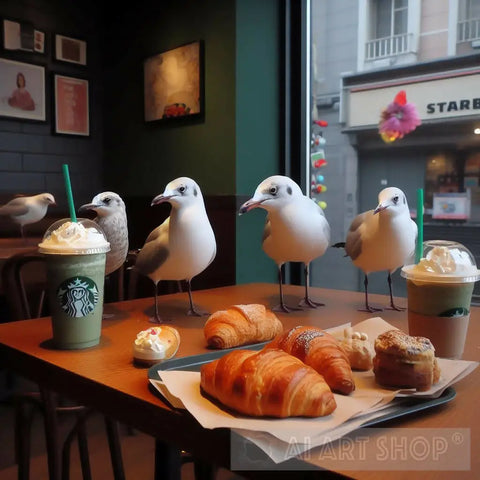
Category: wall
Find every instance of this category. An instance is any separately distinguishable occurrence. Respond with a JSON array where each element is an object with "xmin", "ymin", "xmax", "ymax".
[{"xmin": 0, "ymin": 0, "xmax": 103, "ymax": 224}]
